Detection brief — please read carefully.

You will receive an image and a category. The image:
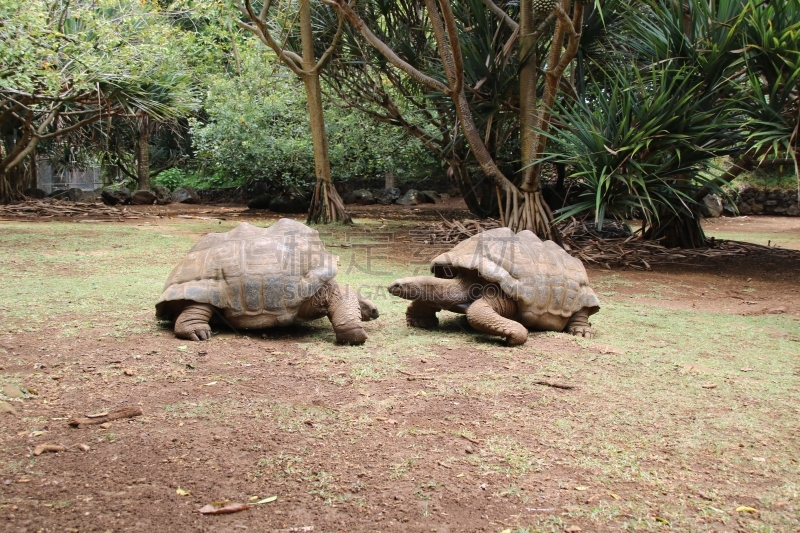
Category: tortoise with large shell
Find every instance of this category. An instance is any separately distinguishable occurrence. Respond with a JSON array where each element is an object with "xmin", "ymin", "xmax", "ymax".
[
  {"xmin": 388, "ymin": 228, "xmax": 599, "ymax": 345},
  {"xmin": 156, "ymin": 219, "xmax": 378, "ymax": 344}
]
